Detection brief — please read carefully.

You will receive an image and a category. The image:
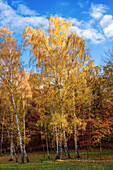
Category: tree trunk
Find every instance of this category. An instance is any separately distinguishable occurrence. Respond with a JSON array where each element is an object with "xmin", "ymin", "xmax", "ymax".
[
  {"xmin": 59, "ymin": 128, "xmax": 63, "ymax": 159},
  {"xmin": 4, "ymin": 120, "xmax": 18, "ymax": 162},
  {"xmin": 12, "ymin": 144, "xmax": 18, "ymax": 162},
  {"xmin": 50, "ymin": 86, "xmax": 60, "ymax": 159},
  {"xmin": 10, "ymin": 67, "xmax": 24, "ymax": 163},
  {"xmin": 22, "ymin": 101, "xmax": 29, "ymax": 162},
  {"xmin": 12, "ymin": 98, "xmax": 24, "ymax": 163},
  {"xmin": 63, "ymin": 129, "xmax": 71, "ymax": 158},
  {"xmin": 55, "ymin": 126, "xmax": 60, "ymax": 159},
  {"xmin": 73, "ymin": 88, "xmax": 80, "ymax": 158},
  {"xmin": 24, "ymin": 149, "xmax": 29, "ymax": 162},
  {"xmin": 74, "ymin": 124, "xmax": 80, "ymax": 158}
]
